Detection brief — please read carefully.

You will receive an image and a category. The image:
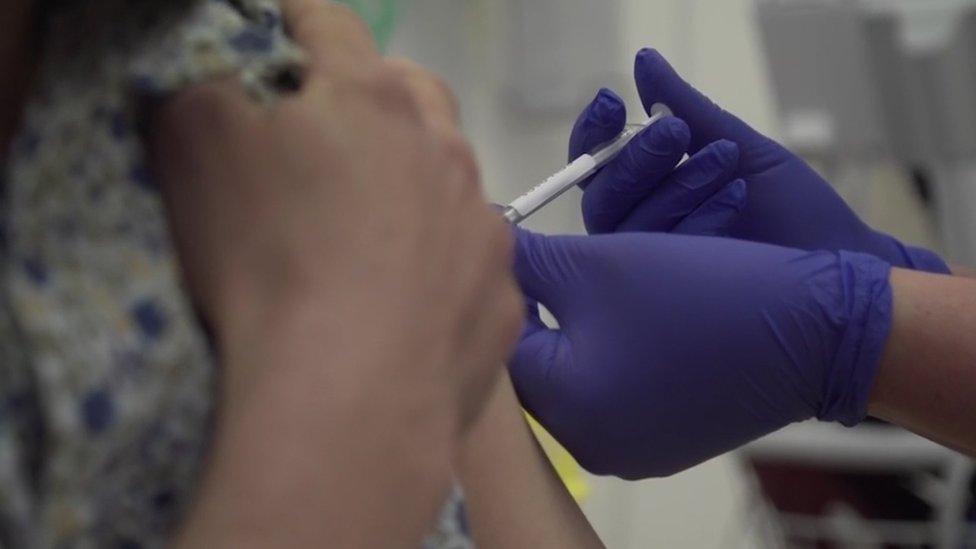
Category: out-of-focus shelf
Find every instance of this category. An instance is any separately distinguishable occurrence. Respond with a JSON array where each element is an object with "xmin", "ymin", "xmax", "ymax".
[{"xmin": 740, "ymin": 421, "xmax": 963, "ymax": 471}]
